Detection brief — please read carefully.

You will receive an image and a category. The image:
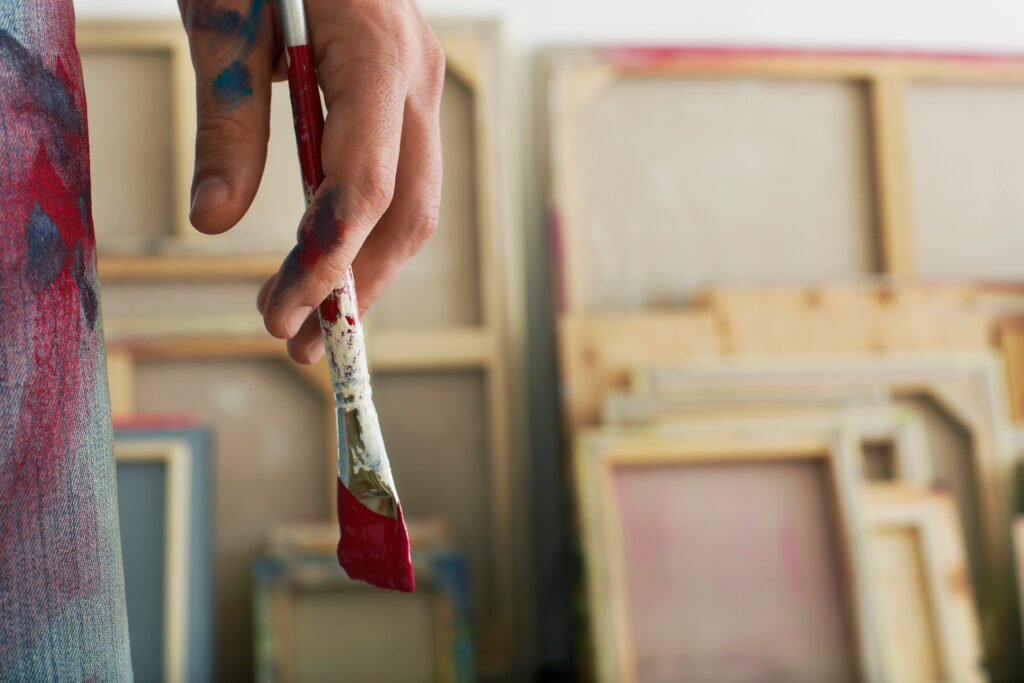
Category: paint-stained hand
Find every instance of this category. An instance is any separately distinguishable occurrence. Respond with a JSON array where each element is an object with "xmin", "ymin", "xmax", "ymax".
[{"xmin": 179, "ymin": 0, "xmax": 444, "ymax": 363}]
